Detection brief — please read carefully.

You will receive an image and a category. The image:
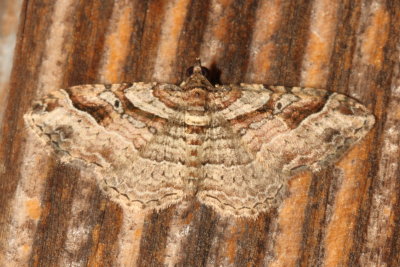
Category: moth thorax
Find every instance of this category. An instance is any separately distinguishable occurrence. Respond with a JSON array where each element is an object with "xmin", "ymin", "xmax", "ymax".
[{"xmin": 183, "ymin": 87, "xmax": 207, "ymax": 109}]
